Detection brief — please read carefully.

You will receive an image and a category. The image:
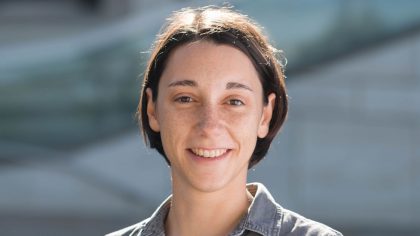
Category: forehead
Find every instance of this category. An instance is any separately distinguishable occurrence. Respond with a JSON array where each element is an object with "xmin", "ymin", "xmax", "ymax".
[{"xmin": 159, "ymin": 40, "xmax": 262, "ymax": 89}]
